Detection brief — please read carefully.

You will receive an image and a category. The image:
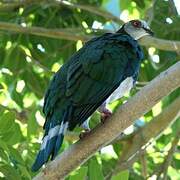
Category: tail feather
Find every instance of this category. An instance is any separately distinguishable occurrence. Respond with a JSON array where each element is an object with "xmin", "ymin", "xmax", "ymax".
[
  {"xmin": 52, "ymin": 121, "xmax": 69, "ymax": 159},
  {"xmin": 44, "ymin": 136, "xmax": 57, "ymax": 162},
  {"xmin": 31, "ymin": 148, "xmax": 46, "ymax": 171},
  {"xmin": 44, "ymin": 125, "xmax": 60, "ymax": 161},
  {"xmin": 32, "ymin": 106, "xmax": 73, "ymax": 172},
  {"xmin": 31, "ymin": 121, "xmax": 68, "ymax": 172},
  {"xmin": 52, "ymin": 134, "xmax": 64, "ymax": 160}
]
